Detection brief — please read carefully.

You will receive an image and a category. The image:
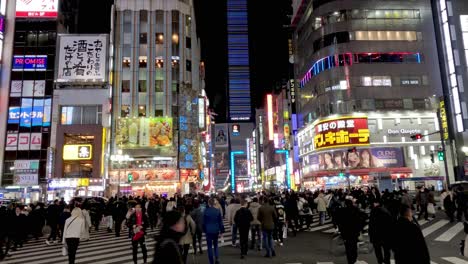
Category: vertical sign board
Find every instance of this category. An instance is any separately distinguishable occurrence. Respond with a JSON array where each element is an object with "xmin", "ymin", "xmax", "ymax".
[
  {"xmin": 439, "ymin": 99, "xmax": 449, "ymax": 140},
  {"xmin": 14, "ymin": 160, "xmax": 39, "ymax": 186},
  {"xmin": 56, "ymin": 35, "xmax": 108, "ymax": 83},
  {"xmin": 288, "ymin": 79, "xmax": 297, "ymax": 114}
]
